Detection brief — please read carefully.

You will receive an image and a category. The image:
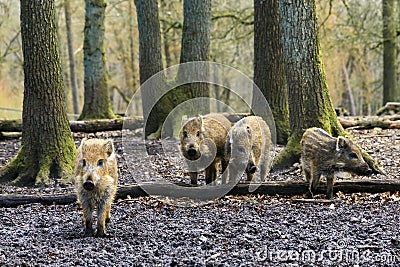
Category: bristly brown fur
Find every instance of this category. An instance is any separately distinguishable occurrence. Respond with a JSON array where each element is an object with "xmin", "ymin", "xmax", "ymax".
[
  {"xmin": 301, "ymin": 128, "xmax": 371, "ymax": 199},
  {"xmin": 74, "ymin": 138, "xmax": 118, "ymax": 237},
  {"xmin": 224, "ymin": 116, "xmax": 271, "ymax": 183},
  {"xmin": 179, "ymin": 113, "xmax": 231, "ymax": 185}
]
